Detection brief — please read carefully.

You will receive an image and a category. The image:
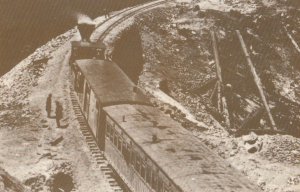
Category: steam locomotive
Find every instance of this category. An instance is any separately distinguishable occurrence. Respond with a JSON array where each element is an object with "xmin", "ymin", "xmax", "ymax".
[
  {"xmin": 69, "ymin": 23, "xmax": 259, "ymax": 192},
  {"xmin": 70, "ymin": 23, "xmax": 106, "ymax": 64}
]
